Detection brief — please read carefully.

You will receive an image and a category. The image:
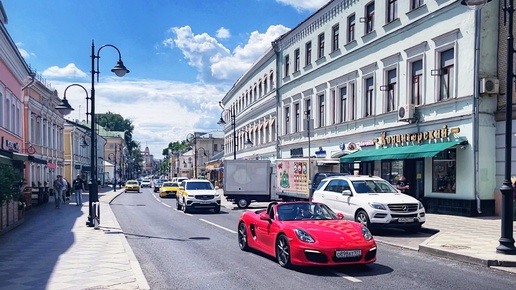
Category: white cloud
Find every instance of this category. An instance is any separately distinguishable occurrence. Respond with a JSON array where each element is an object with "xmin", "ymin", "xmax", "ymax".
[
  {"xmin": 164, "ymin": 24, "xmax": 290, "ymax": 83},
  {"xmin": 216, "ymin": 27, "xmax": 231, "ymax": 39},
  {"xmin": 42, "ymin": 63, "xmax": 88, "ymax": 79},
  {"xmin": 276, "ymin": 0, "xmax": 330, "ymax": 11},
  {"xmin": 15, "ymin": 42, "xmax": 33, "ymax": 59},
  {"xmin": 52, "ymin": 78, "xmax": 225, "ymax": 158},
  {"xmin": 211, "ymin": 25, "xmax": 290, "ymax": 81}
]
